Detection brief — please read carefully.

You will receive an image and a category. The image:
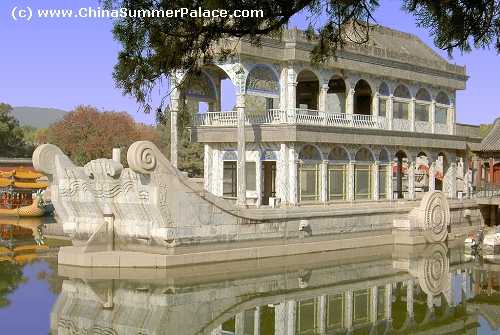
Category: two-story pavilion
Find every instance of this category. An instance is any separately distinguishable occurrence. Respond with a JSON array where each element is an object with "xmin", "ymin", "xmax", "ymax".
[{"xmin": 169, "ymin": 25, "xmax": 481, "ymax": 207}]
